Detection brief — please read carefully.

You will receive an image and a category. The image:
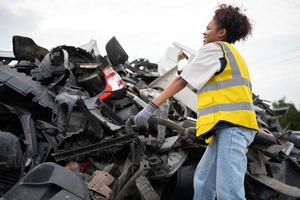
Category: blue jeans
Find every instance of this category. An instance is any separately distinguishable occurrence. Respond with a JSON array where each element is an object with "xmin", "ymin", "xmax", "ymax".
[{"xmin": 193, "ymin": 126, "xmax": 256, "ymax": 200}]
